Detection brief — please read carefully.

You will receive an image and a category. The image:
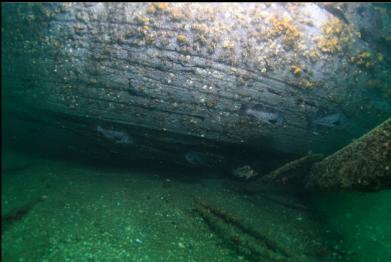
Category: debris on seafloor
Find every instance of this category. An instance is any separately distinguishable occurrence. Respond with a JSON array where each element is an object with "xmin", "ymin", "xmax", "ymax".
[
  {"xmin": 306, "ymin": 117, "xmax": 391, "ymax": 191},
  {"xmin": 2, "ymin": 195, "xmax": 48, "ymax": 234},
  {"xmin": 236, "ymin": 153, "xmax": 323, "ymax": 195},
  {"xmin": 259, "ymin": 153, "xmax": 324, "ymax": 185},
  {"xmin": 240, "ymin": 188, "xmax": 311, "ymax": 212},
  {"xmin": 194, "ymin": 200, "xmax": 300, "ymax": 262},
  {"xmin": 239, "ymin": 118, "xmax": 391, "ymax": 192},
  {"xmin": 232, "ymin": 165, "xmax": 259, "ymax": 180}
]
